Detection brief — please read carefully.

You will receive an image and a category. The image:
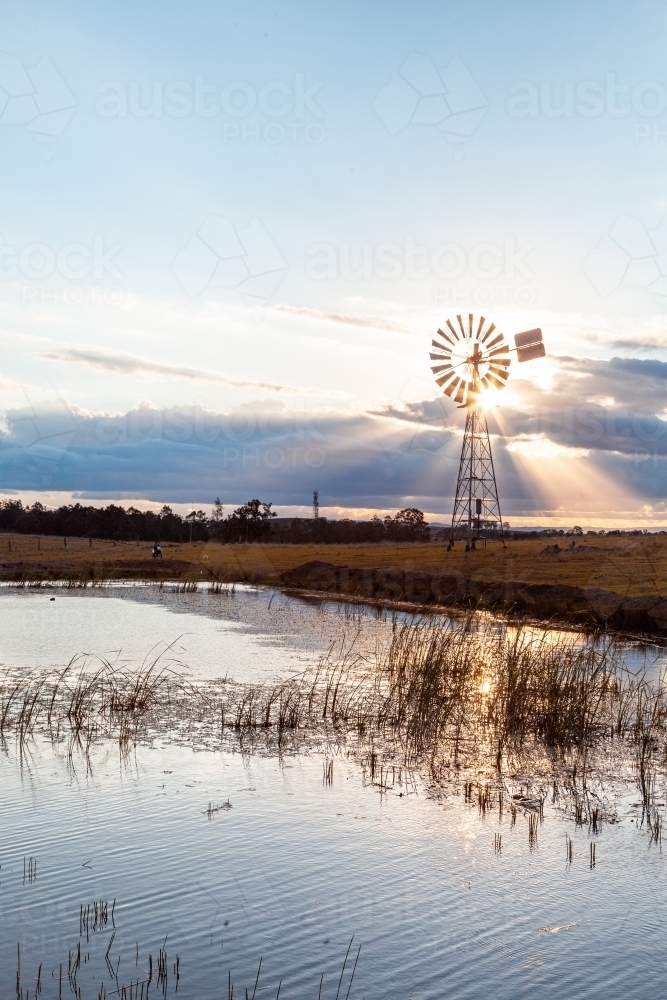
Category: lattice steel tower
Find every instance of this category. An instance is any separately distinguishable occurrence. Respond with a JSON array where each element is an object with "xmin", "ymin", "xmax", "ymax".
[
  {"xmin": 429, "ymin": 314, "xmax": 545, "ymax": 551},
  {"xmin": 451, "ymin": 403, "xmax": 504, "ymax": 549}
]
